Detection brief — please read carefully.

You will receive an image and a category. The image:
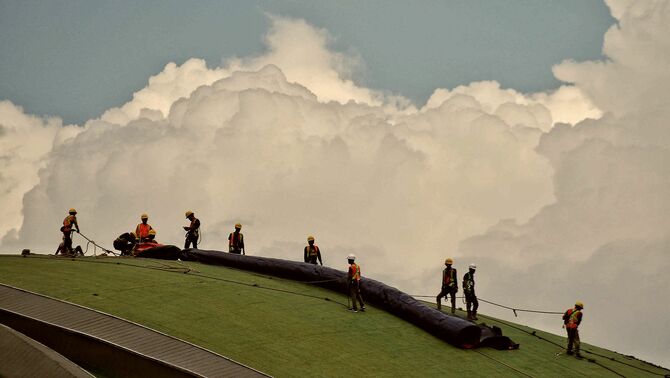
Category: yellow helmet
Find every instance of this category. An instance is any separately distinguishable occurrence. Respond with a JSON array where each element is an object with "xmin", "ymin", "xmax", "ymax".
[
  {"xmin": 235, "ymin": 223, "xmax": 242, "ymax": 228},
  {"xmin": 141, "ymin": 213, "xmax": 148, "ymax": 219},
  {"xmin": 148, "ymin": 229, "xmax": 156, "ymax": 236},
  {"xmin": 307, "ymin": 235, "xmax": 315, "ymax": 242},
  {"xmin": 69, "ymin": 208, "xmax": 77, "ymax": 214},
  {"xmin": 185, "ymin": 211, "xmax": 194, "ymax": 218},
  {"xmin": 130, "ymin": 232, "xmax": 137, "ymax": 238},
  {"xmin": 445, "ymin": 258, "xmax": 453, "ymax": 265},
  {"xmin": 575, "ymin": 301, "xmax": 584, "ymax": 309}
]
